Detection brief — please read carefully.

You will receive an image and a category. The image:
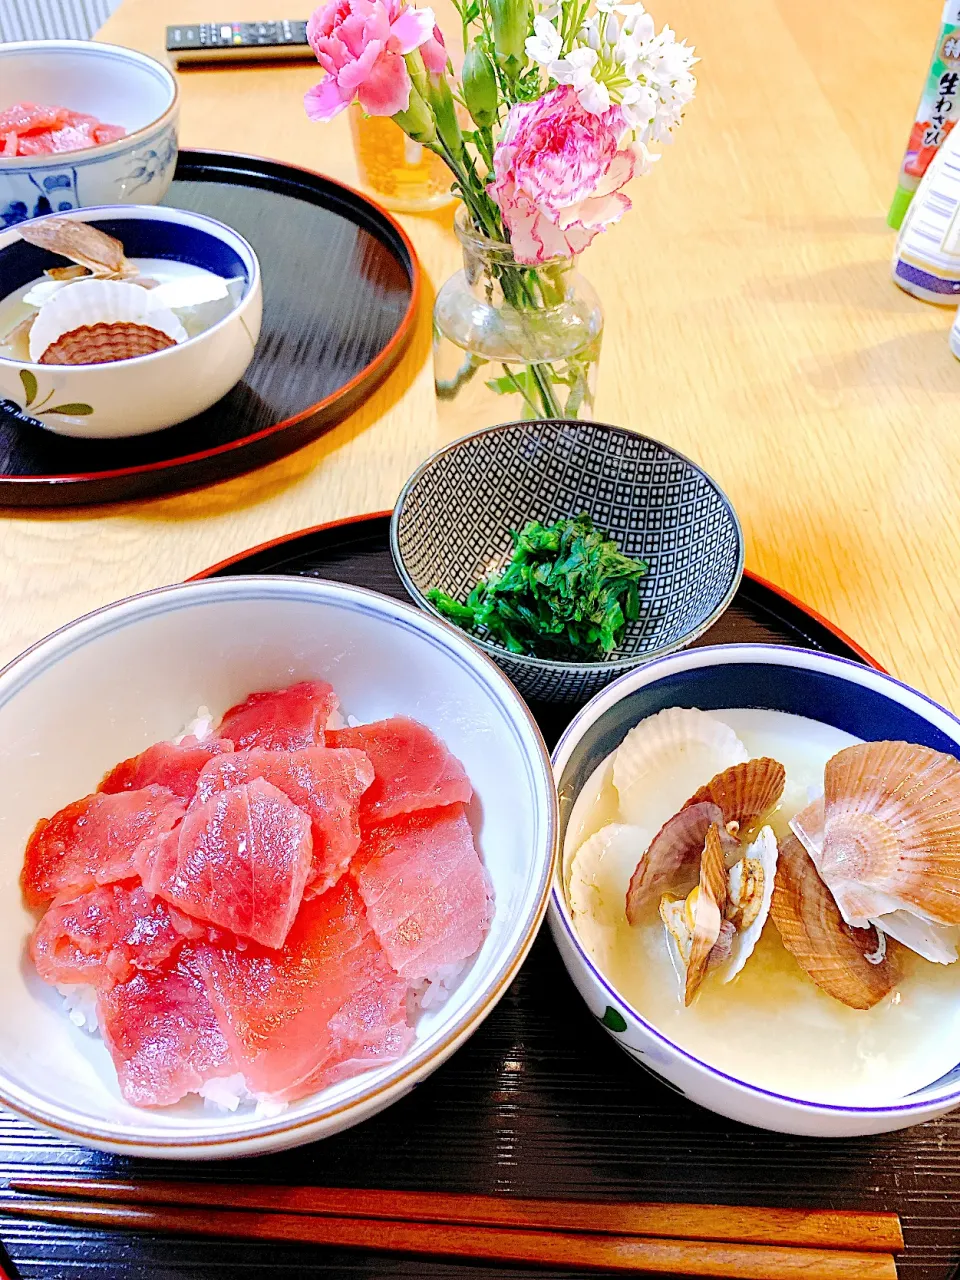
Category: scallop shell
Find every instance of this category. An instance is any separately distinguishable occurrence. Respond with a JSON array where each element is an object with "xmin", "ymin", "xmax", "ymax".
[
  {"xmin": 29, "ymin": 279, "xmax": 187, "ymax": 365},
  {"xmin": 683, "ymin": 823, "xmax": 729, "ymax": 1005},
  {"xmin": 625, "ymin": 800, "xmax": 738, "ymax": 924},
  {"xmin": 569, "ymin": 823, "xmax": 649, "ymax": 926},
  {"xmin": 791, "ymin": 795, "xmax": 902, "ymax": 926},
  {"xmin": 716, "ymin": 826, "xmax": 778, "ymax": 983},
  {"xmin": 770, "ymin": 834, "xmax": 900, "ymax": 1010},
  {"xmin": 613, "ymin": 707, "xmax": 749, "ymax": 833},
  {"xmin": 17, "ymin": 217, "xmax": 138, "ymax": 280},
  {"xmin": 684, "ymin": 758, "xmax": 786, "ymax": 833},
  {"xmin": 39, "ymin": 322, "xmax": 177, "ymax": 366},
  {"xmin": 570, "ymin": 823, "xmax": 649, "ymax": 967},
  {"xmin": 818, "ymin": 741, "xmax": 960, "ymax": 926},
  {"xmin": 870, "ymin": 910, "xmax": 960, "ymax": 965}
]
